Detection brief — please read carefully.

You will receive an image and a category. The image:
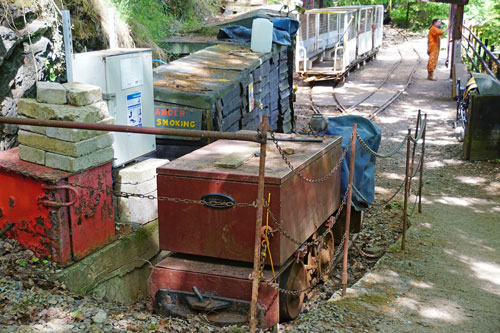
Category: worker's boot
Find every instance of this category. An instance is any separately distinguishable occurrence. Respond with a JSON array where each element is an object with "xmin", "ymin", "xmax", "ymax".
[{"xmin": 427, "ymin": 71, "xmax": 437, "ymax": 81}]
